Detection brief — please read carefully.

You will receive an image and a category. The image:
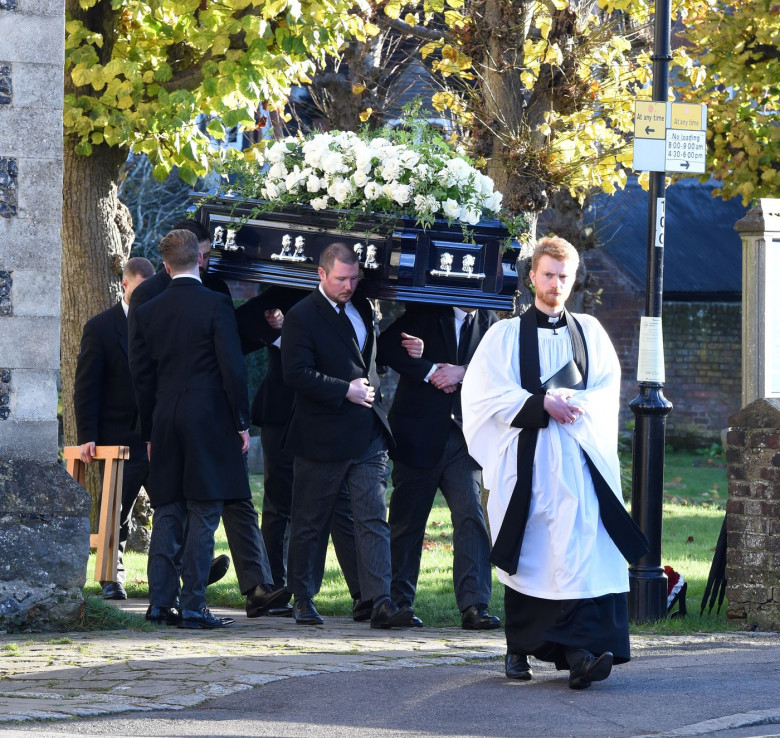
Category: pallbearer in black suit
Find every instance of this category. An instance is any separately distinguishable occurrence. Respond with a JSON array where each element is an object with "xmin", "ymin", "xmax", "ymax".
[
  {"xmin": 74, "ymin": 257, "xmax": 155, "ymax": 601},
  {"xmin": 378, "ymin": 303, "xmax": 501, "ymax": 630},
  {"xmin": 281, "ymin": 243, "xmax": 412, "ymax": 629},
  {"xmin": 130, "ymin": 230, "xmax": 288, "ymax": 629},
  {"xmin": 129, "ymin": 220, "xmax": 284, "ymax": 623},
  {"xmin": 235, "ymin": 287, "xmax": 369, "ymax": 620}
]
